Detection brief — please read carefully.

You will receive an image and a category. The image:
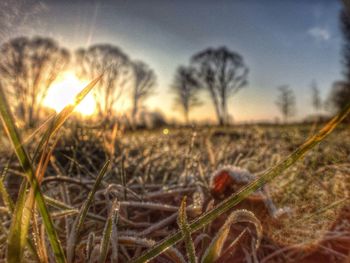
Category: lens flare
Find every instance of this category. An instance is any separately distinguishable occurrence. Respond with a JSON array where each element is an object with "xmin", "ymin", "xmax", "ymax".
[{"xmin": 43, "ymin": 72, "xmax": 97, "ymax": 116}]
